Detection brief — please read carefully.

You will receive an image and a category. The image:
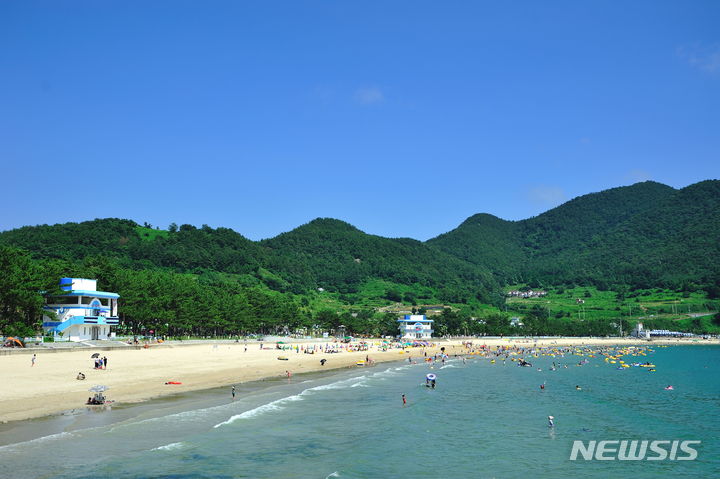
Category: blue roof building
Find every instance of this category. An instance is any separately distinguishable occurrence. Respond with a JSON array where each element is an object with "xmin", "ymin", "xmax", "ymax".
[
  {"xmin": 397, "ymin": 314, "xmax": 434, "ymax": 339},
  {"xmin": 42, "ymin": 278, "xmax": 120, "ymax": 341}
]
